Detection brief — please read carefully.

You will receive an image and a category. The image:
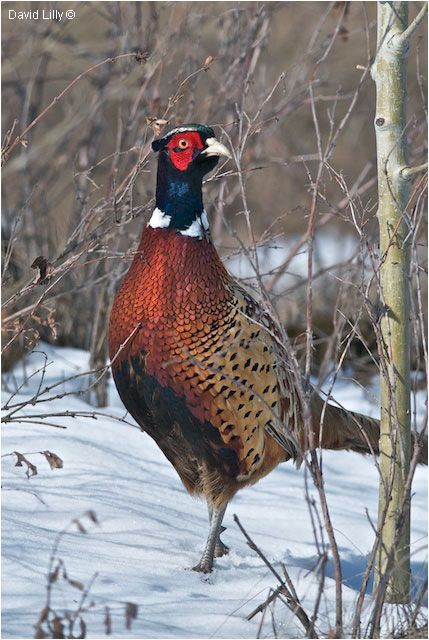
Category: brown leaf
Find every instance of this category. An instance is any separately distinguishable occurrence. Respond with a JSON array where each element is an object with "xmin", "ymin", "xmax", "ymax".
[
  {"xmin": 52, "ymin": 616, "xmax": 65, "ymax": 639},
  {"xmin": 49, "ymin": 563, "xmax": 61, "ymax": 584},
  {"xmin": 104, "ymin": 606, "xmax": 112, "ymax": 635},
  {"xmin": 41, "ymin": 450, "xmax": 63, "ymax": 470},
  {"xmin": 31, "ymin": 256, "xmax": 55, "ymax": 285},
  {"xmin": 134, "ymin": 50, "xmax": 148, "ymax": 63},
  {"xmin": 34, "ymin": 625, "xmax": 47, "ymax": 639},
  {"xmin": 339, "ymin": 25, "xmax": 349, "ymax": 42},
  {"xmin": 86, "ymin": 510, "xmax": 99, "ymax": 525},
  {"xmin": 78, "ymin": 617, "xmax": 86, "ymax": 639},
  {"xmin": 35, "ymin": 606, "xmax": 50, "ymax": 626},
  {"xmin": 125, "ymin": 602, "xmax": 138, "ymax": 630},
  {"xmin": 203, "ymin": 55, "xmax": 215, "ymax": 70},
  {"xmin": 14, "ymin": 452, "xmax": 24, "ymax": 466},
  {"xmin": 146, "ymin": 117, "xmax": 169, "ymax": 137},
  {"xmin": 68, "ymin": 579, "xmax": 85, "ymax": 591},
  {"xmin": 73, "ymin": 519, "xmax": 87, "ymax": 534},
  {"xmin": 45, "ymin": 308, "xmax": 58, "ymax": 341},
  {"xmin": 13, "ymin": 451, "xmax": 38, "ymax": 478}
]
